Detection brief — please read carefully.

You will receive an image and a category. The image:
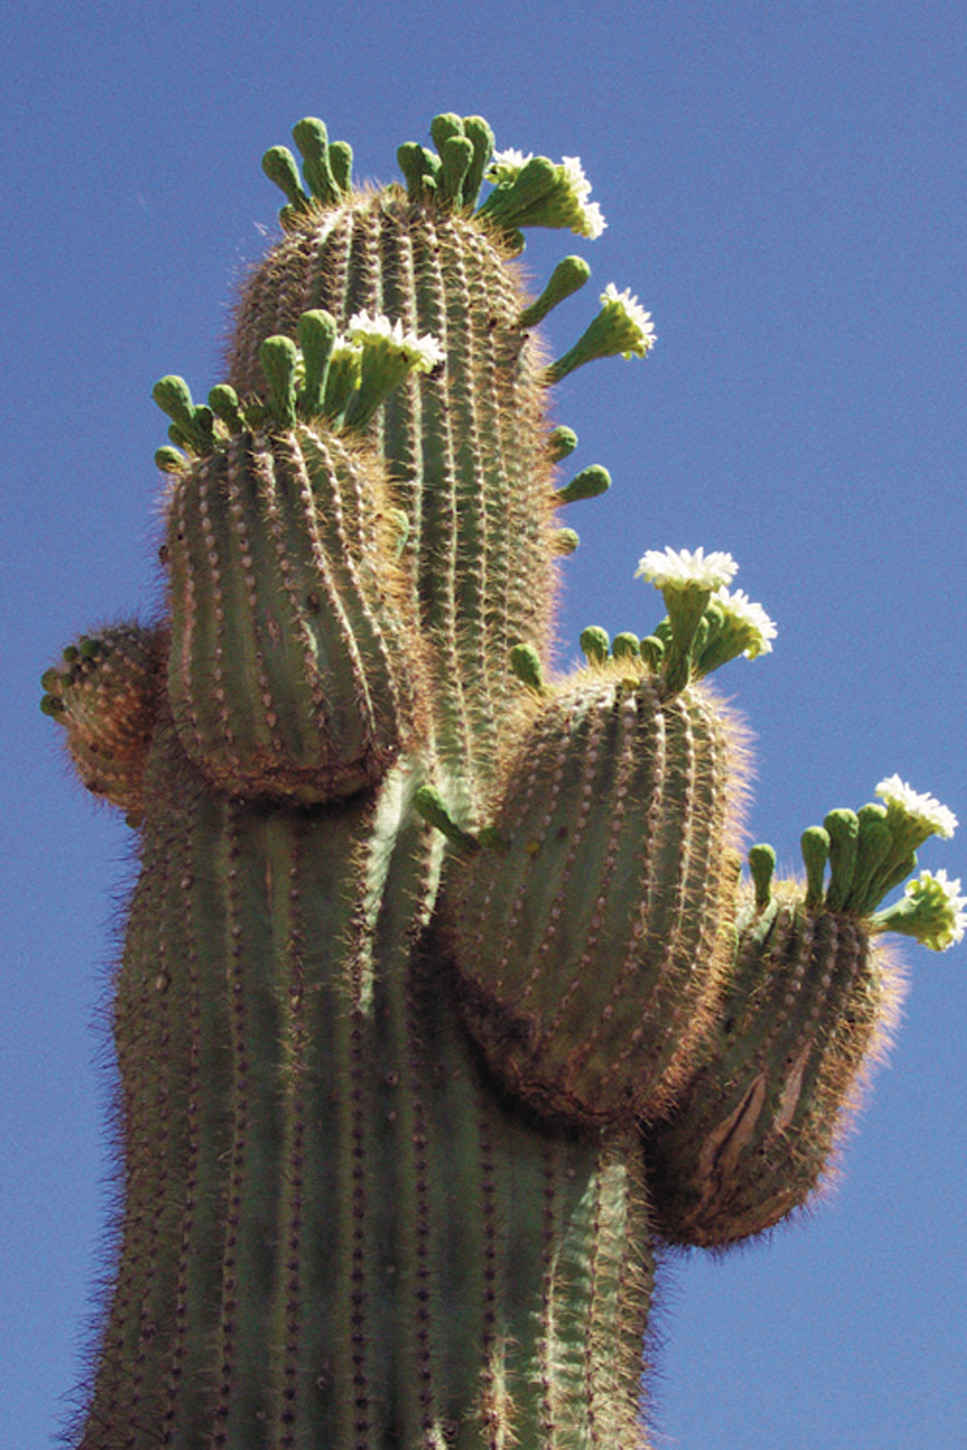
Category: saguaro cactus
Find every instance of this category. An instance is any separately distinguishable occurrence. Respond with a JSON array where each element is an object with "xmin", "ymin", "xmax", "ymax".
[{"xmin": 43, "ymin": 112, "xmax": 963, "ymax": 1449}]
